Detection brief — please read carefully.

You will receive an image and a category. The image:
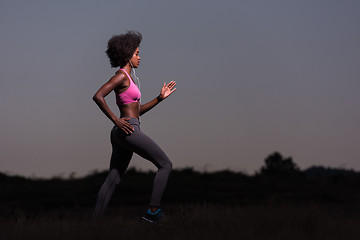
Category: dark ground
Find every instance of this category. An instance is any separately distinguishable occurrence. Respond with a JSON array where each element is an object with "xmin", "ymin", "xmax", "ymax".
[{"xmin": 2, "ymin": 202, "xmax": 360, "ymax": 240}]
